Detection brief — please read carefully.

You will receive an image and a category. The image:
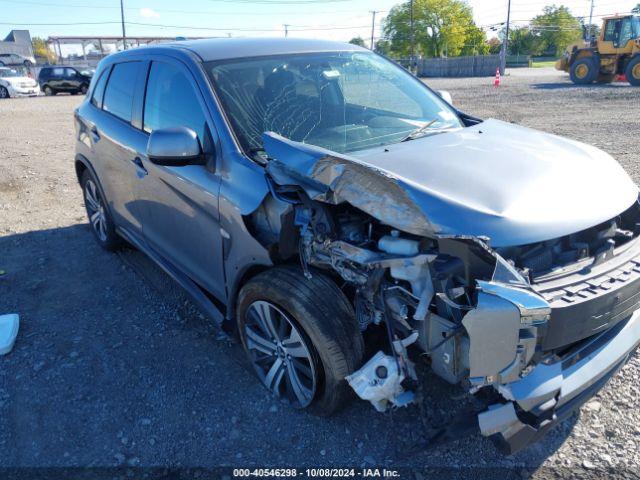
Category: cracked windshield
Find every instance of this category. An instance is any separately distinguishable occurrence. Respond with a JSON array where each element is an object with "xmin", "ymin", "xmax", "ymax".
[{"xmin": 208, "ymin": 51, "xmax": 462, "ymax": 156}]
